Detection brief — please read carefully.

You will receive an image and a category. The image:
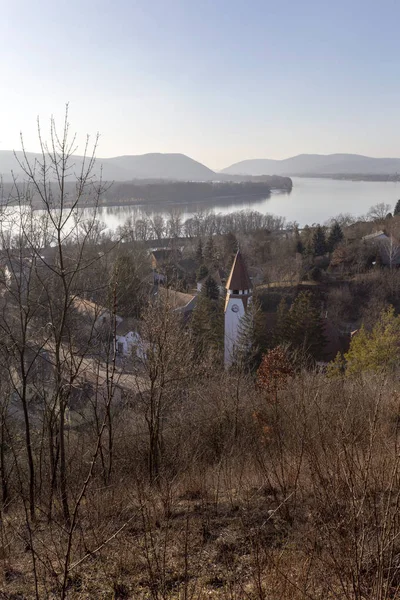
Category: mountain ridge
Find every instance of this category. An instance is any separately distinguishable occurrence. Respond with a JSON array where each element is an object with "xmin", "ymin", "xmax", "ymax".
[
  {"xmin": 221, "ymin": 153, "xmax": 400, "ymax": 177},
  {"xmin": 0, "ymin": 150, "xmax": 217, "ymax": 183}
]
